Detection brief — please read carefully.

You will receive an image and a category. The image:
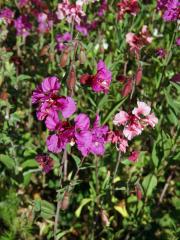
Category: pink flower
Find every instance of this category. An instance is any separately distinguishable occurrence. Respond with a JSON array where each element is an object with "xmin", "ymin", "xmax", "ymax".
[
  {"xmin": 14, "ymin": 15, "xmax": 32, "ymax": 38},
  {"xmin": 56, "ymin": 32, "xmax": 72, "ymax": 51},
  {"xmin": 132, "ymin": 101, "xmax": 151, "ymax": 118},
  {"xmin": 80, "ymin": 60, "xmax": 112, "ymax": 94},
  {"xmin": 128, "ymin": 151, "xmax": 139, "ymax": 162},
  {"xmin": 113, "ymin": 101, "xmax": 158, "ymax": 141},
  {"xmin": 117, "ymin": 0, "xmax": 140, "ymax": 20},
  {"xmin": 144, "ymin": 113, "xmax": 158, "ymax": 127},
  {"xmin": 56, "ymin": 0, "xmax": 85, "ymax": 25},
  {"xmin": 126, "ymin": 26, "xmax": 153, "ymax": 58},
  {"xmin": 37, "ymin": 12, "xmax": 53, "ymax": 33},
  {"xmin": 113, "ymin": 111, "xmax": 129, "ymax": 125},
  {"xmin": 176, "ymin": 37, "xmax": 180, "ymax": 46},
  {"xmin": 107, "ymin": 130, "xmax": 128, "ymax": 153}
]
